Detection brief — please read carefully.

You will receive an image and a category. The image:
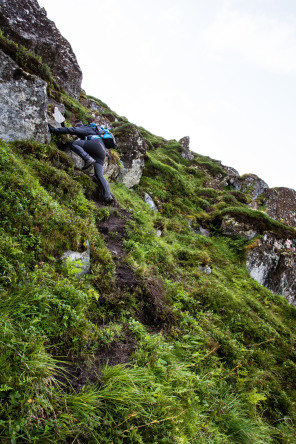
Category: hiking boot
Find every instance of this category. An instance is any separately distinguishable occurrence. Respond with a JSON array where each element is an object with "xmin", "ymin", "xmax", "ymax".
[
  {"xmin": 82, "ymin": 157, "xmax": 95, "ymax": 170},
  {"xmin": 104, "ymin": 196, "xmax": 114, "ymax": 205}
]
